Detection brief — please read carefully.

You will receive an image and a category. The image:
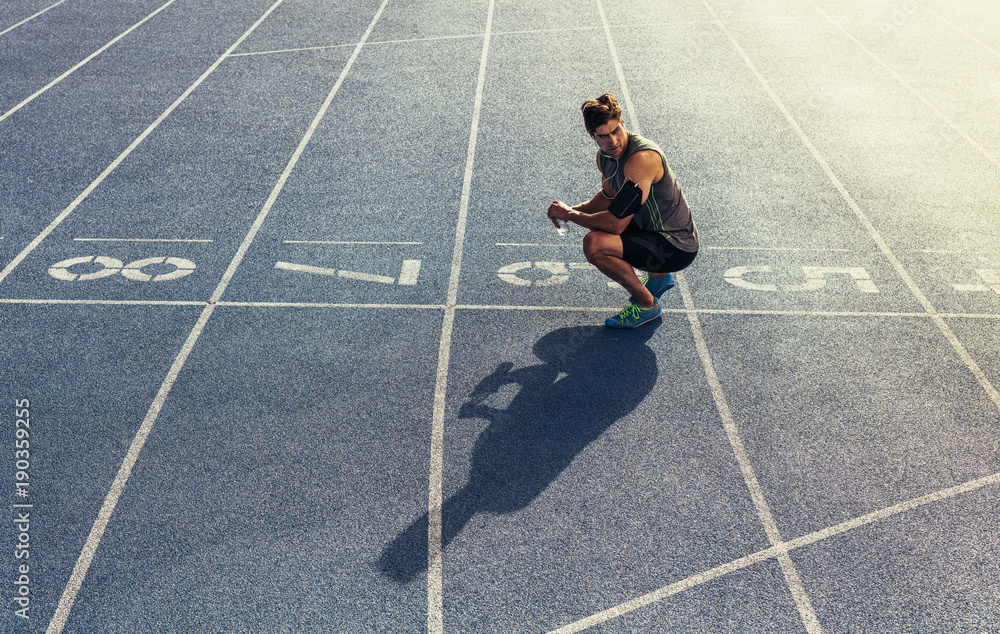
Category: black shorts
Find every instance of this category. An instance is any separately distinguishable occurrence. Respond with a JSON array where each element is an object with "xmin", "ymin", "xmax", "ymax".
[{"xmin": 619, "ymin": 224, "xmax": 697, "ymax": 274}]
